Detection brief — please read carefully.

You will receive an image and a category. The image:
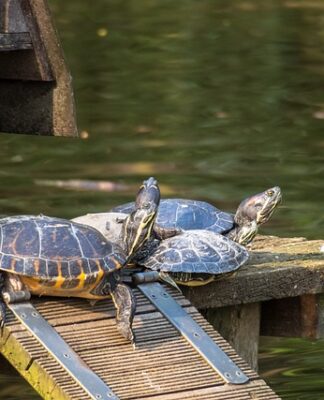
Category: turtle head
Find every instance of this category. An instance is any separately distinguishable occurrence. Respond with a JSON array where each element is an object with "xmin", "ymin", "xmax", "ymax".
[
  {"xmin": 123, "ymin": 177, "xmax": 160, "ymax": 261},
  {"xmin": 235, "ymin": 186, "xmax": 282, "ymax": 228}
]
